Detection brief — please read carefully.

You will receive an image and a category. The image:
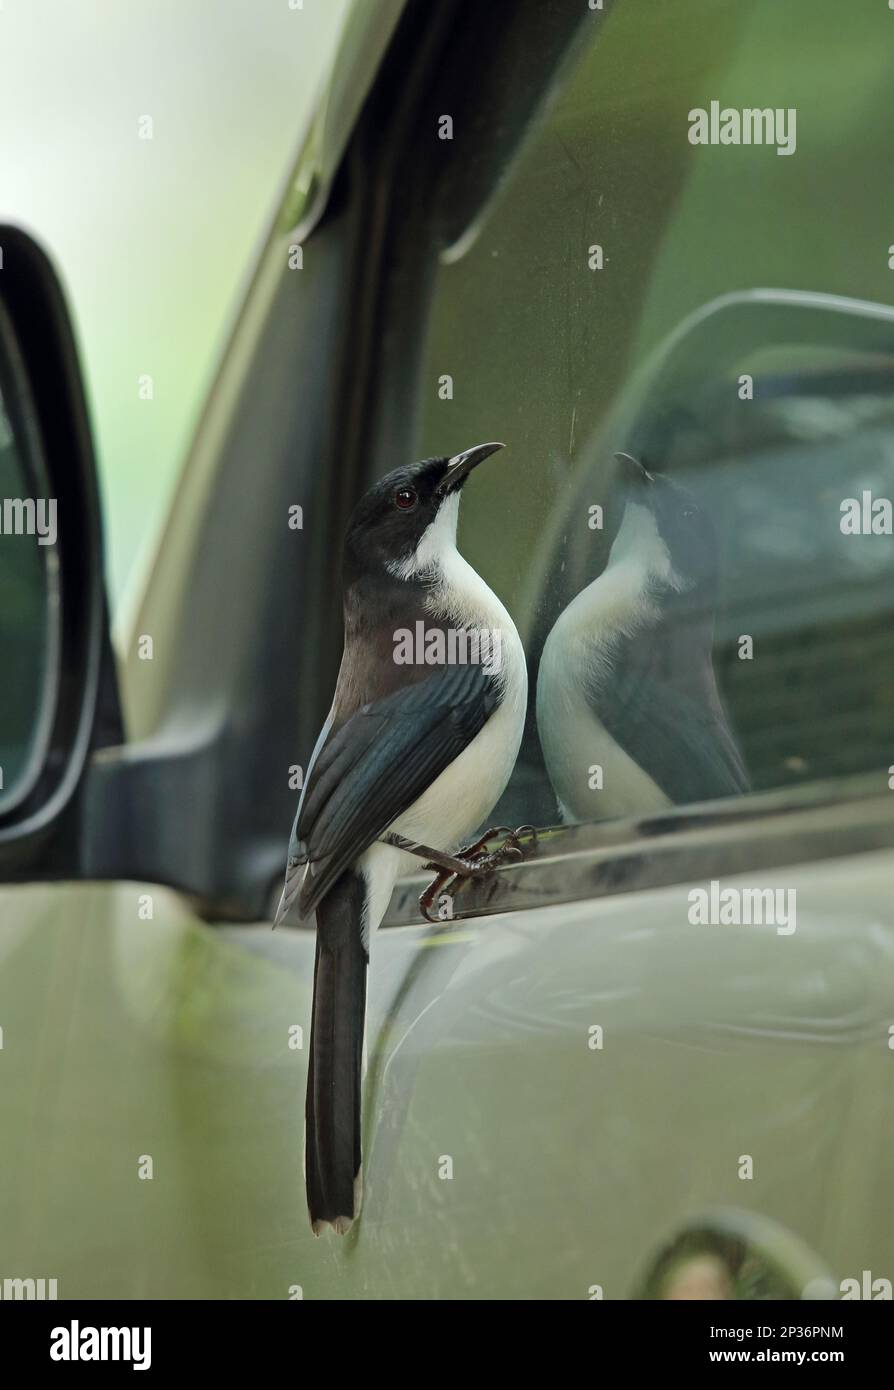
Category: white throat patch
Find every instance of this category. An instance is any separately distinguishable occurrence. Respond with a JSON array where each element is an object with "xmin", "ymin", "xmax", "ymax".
[{"xmin": 388, "ymin": 493, "xmax": 461, "ymax": 582}]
